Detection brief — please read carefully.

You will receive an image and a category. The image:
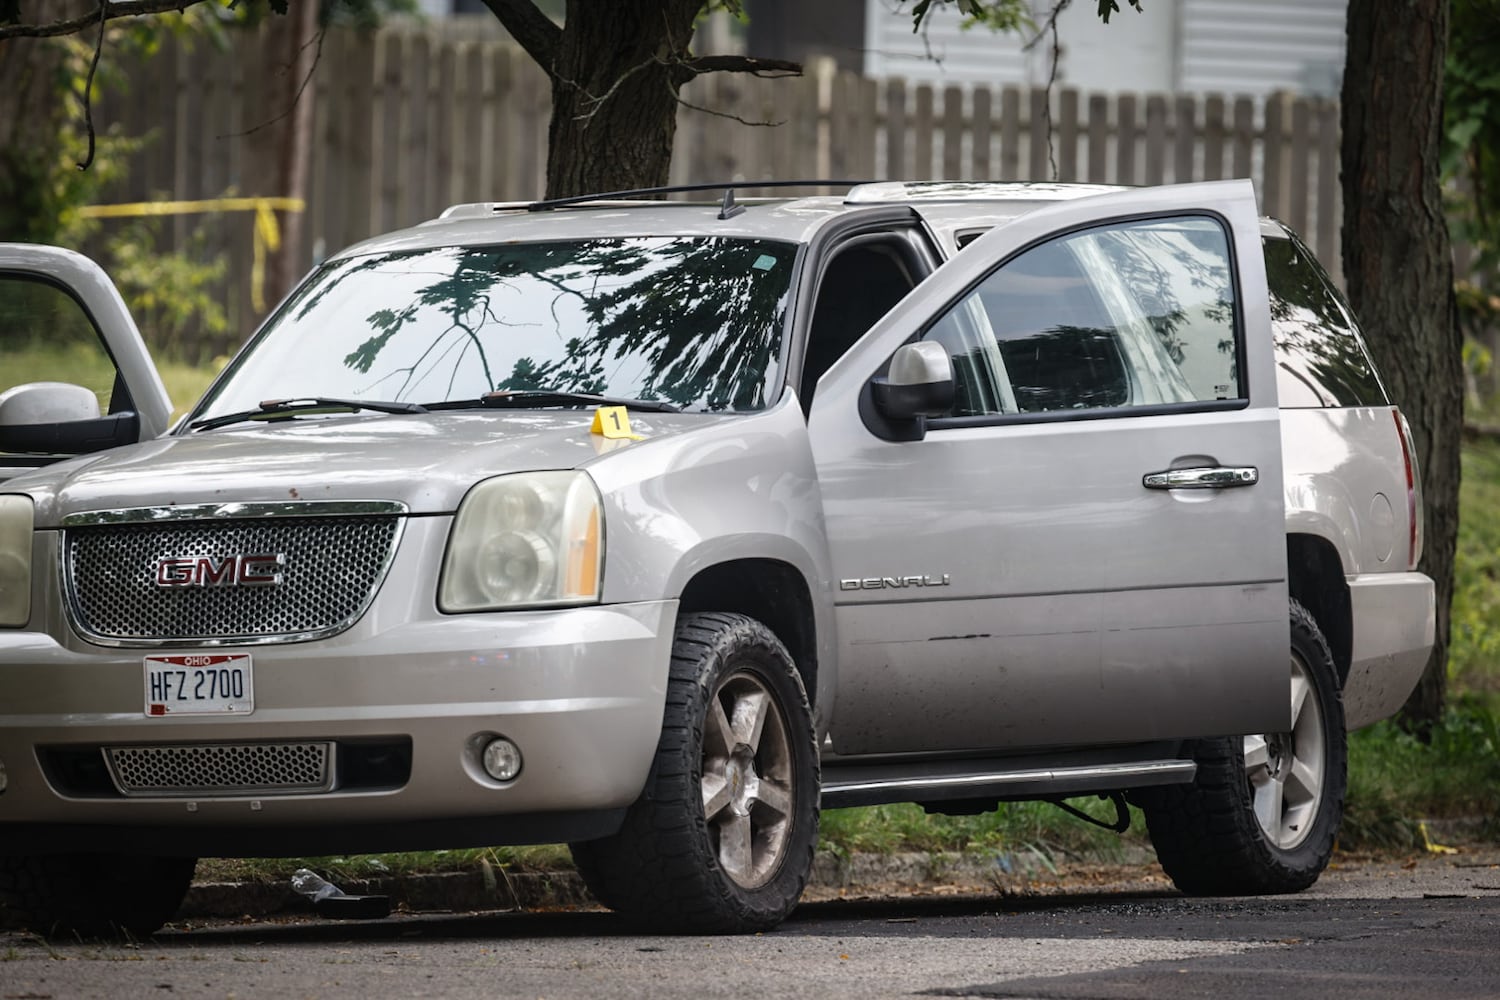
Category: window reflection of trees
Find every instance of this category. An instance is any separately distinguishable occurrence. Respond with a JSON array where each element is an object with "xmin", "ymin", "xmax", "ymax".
[
  {"xmin": 282, "ymin": 238, "xmax": 796, "ymax": 413},
  {"xmin": 1263, "ymin": 234, "xmax": 1386, "ymax": 407},
  {"xmin": 1086, "ymin": 221, "xmax": 1238, "ymax": 392},
  {"xmin": 998, "ymin": 326, "xmax": 1129, "ymax": 411}
]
